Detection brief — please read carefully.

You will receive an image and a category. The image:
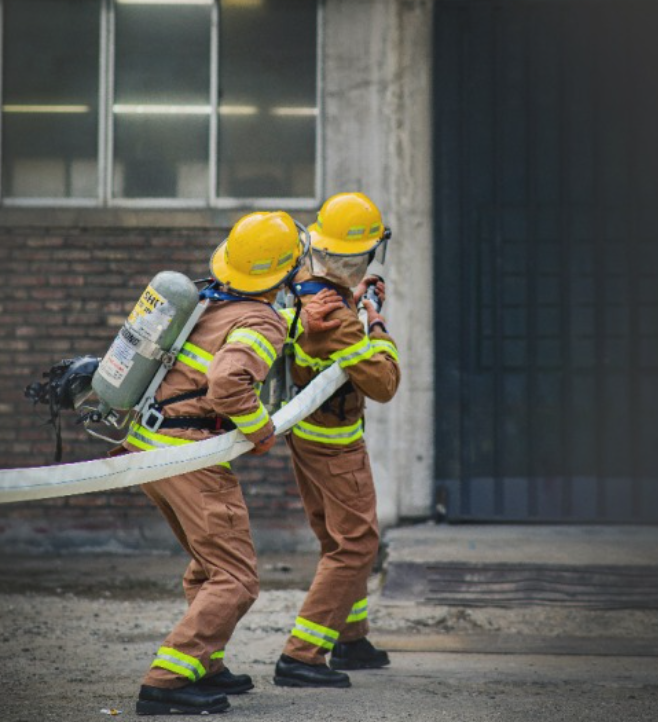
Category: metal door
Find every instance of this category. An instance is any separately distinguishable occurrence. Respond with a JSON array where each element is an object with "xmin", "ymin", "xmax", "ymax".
[{"xmin": 434, "ymin": 0, "xmax": 658, "ymax": 521}]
